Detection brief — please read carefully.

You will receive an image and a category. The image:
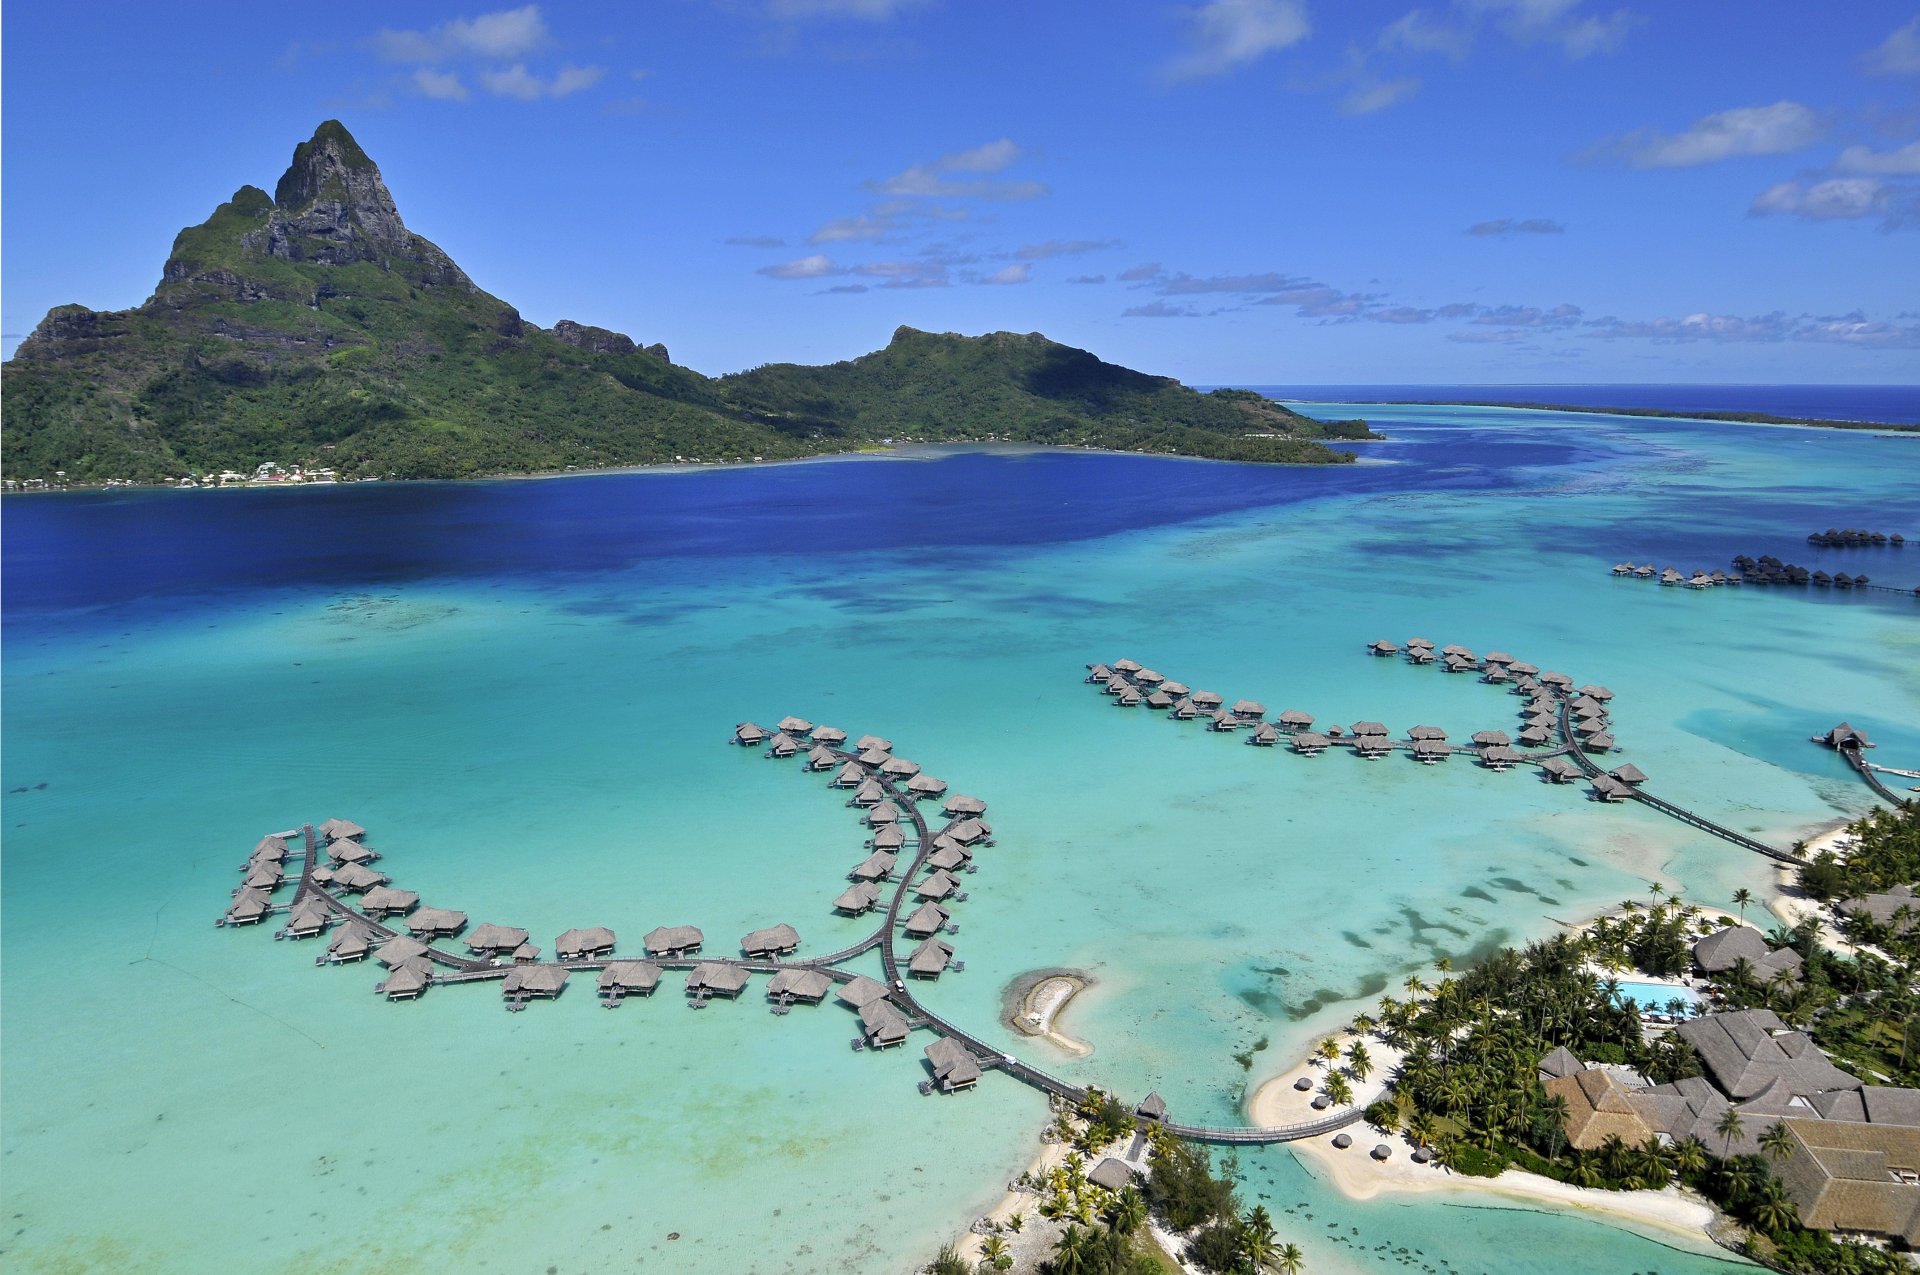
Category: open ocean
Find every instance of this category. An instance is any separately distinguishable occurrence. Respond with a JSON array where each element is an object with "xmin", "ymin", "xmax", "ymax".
[{"xmin": 4, "ymin": 392, "xmax": 1918, "ymax": 1274}]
